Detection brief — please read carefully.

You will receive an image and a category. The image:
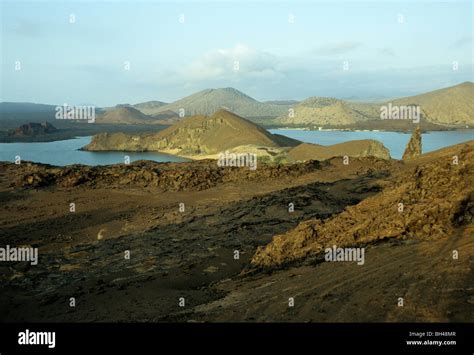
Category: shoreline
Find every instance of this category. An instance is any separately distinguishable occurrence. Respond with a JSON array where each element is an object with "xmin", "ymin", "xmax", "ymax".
[
  {"xmin": 1, "ymin": 129, "xmax": 474, "ymax": 166},
  {"xmin": 2, "ymin": 126, "xmax": 472, "ymax": 144},
  {"xmin": 269, "ymin": 126, "xmax": 471, "ymax": 133}
]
